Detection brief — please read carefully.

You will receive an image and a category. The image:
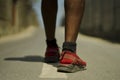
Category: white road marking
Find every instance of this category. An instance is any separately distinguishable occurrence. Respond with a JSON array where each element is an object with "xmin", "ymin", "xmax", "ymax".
[{"xmin": 39, "ymin": 63, "xmax": 67, "ymax": 79}]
